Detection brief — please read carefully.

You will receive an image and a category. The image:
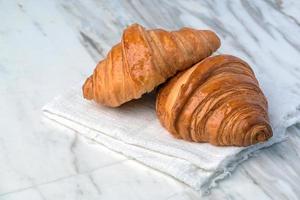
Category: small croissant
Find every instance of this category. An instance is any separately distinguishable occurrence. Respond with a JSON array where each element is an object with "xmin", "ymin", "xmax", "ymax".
[
  {"xmin": 156, "ymin": 55, "xmax": 272, "ymax": 147},
  {"xmin": 83, "ymin": 23, "xmax": 220, "ymax": 107}
]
